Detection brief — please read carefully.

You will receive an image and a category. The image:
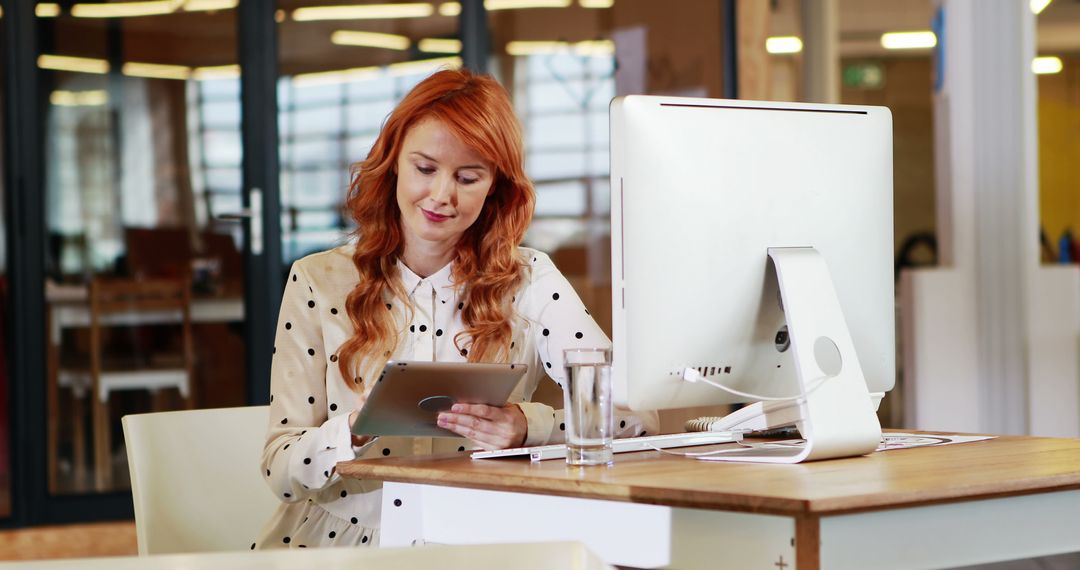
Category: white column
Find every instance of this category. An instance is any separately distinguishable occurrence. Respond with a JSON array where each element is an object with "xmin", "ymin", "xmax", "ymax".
[
  {"xmin": 800, "ymin": 0, "xmax": 839, "ymax": 103},
  {"xmin": 920, "ymin": 0, "xmax": 1039, "ymax": 434}
]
